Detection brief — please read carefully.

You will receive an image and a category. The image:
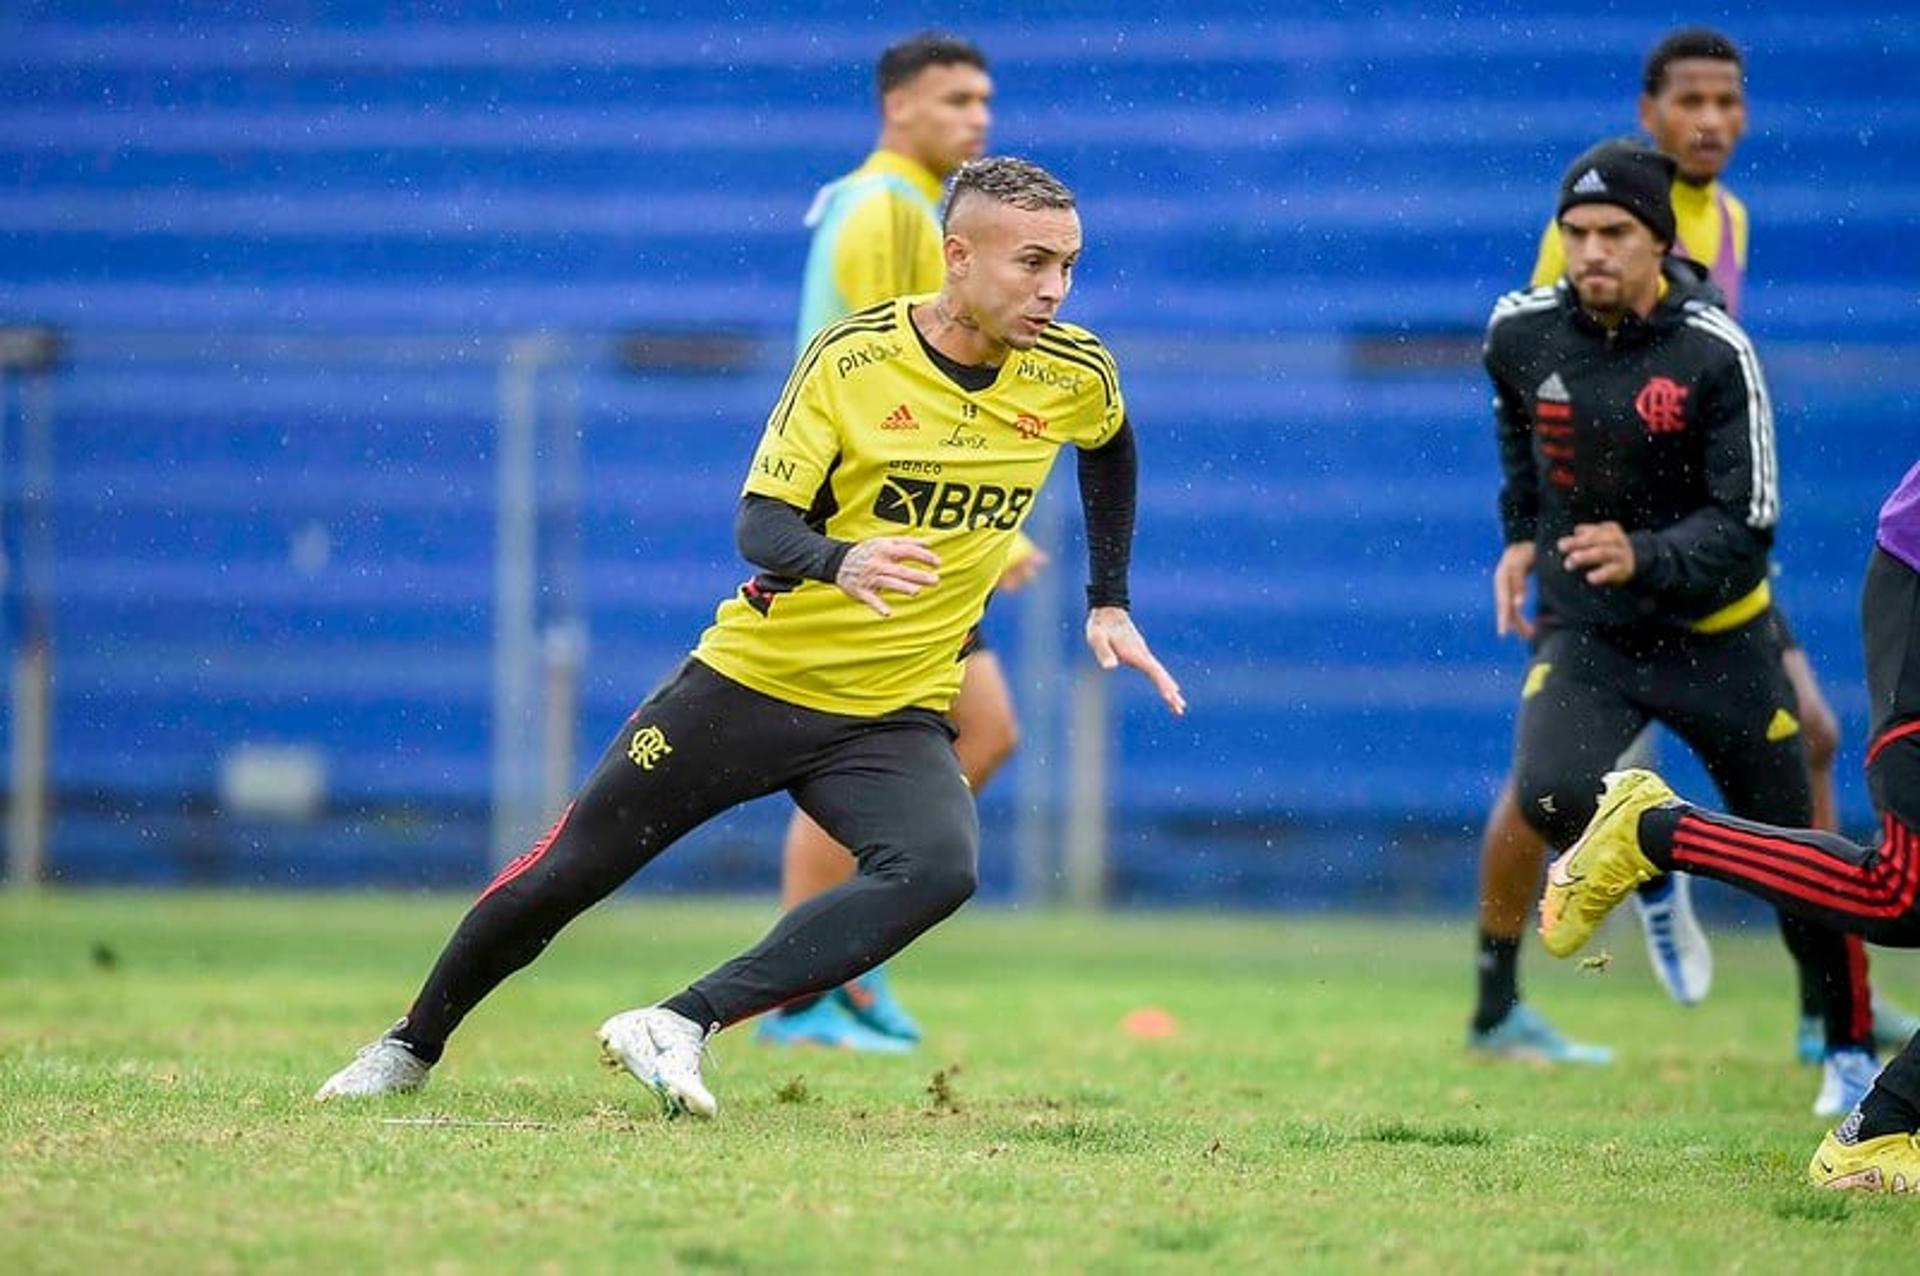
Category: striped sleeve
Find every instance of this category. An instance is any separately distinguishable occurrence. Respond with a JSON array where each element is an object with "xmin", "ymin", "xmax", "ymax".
[
  {"xmin": 1482, "ymin": 288, "xmax": 1550, "ymax": 545},
  {"xmin": 743, "ymin": 305, "xmax": 894, "ymax": 505},
  {"xmin": 1035, "ymin": 321, "xmax": 1125, "ymax": 446},
  {"xmin": 1485, "ymin": 284, "xmax": 1559, "ymax": 339},
  {"xmin": 1684, "ymin": 306, "xmax": 1779, "ymax": 529}
]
